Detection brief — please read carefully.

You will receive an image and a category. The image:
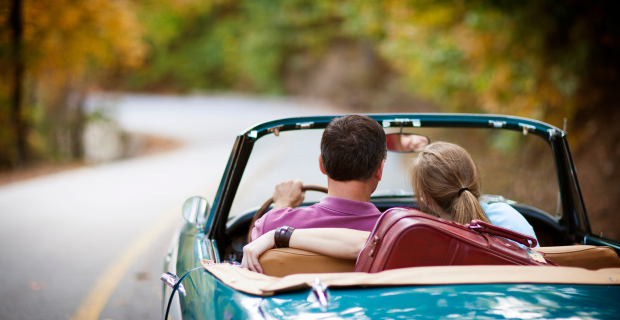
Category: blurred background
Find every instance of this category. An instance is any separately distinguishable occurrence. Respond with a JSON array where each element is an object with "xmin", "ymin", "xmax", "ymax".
[{"xmin": 1, "ymin": 0, "xmax": 619, "ymax": 318}]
